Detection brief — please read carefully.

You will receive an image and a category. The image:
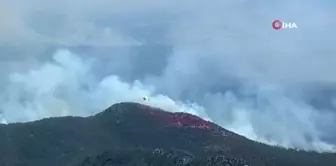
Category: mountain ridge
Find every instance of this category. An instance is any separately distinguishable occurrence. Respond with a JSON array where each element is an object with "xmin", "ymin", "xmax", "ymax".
[{"xmin": 0, "ymin": 102, "xmax": 335, "ymax": 166}]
